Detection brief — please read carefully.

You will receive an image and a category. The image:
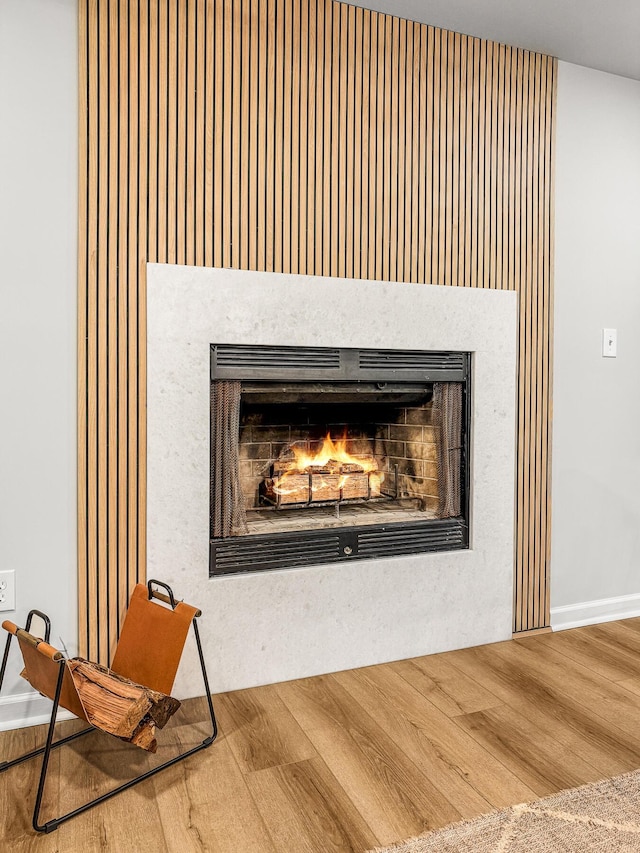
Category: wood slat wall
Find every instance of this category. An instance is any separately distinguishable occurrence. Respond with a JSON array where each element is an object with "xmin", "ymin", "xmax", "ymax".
[{"xmin": 78, "ymin": 0, "xmax": 556, "ymax": 660}]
